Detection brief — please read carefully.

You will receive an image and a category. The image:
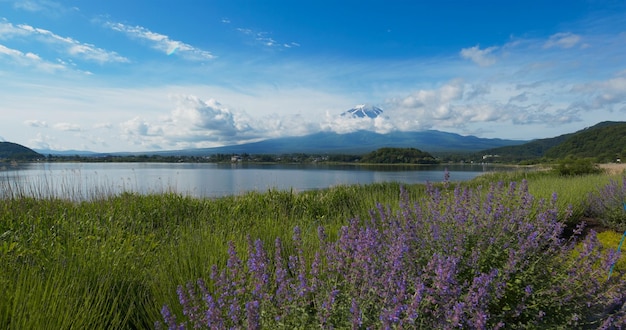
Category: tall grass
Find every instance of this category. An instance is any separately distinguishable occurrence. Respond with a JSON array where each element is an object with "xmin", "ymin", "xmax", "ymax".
[
  {"xmin": 0, "ymin": 177, "xmax": 428, "ymax": 328},
  {"xmin": 1, "ymin": 168, "xmax": 625, "ymax": 328}
]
